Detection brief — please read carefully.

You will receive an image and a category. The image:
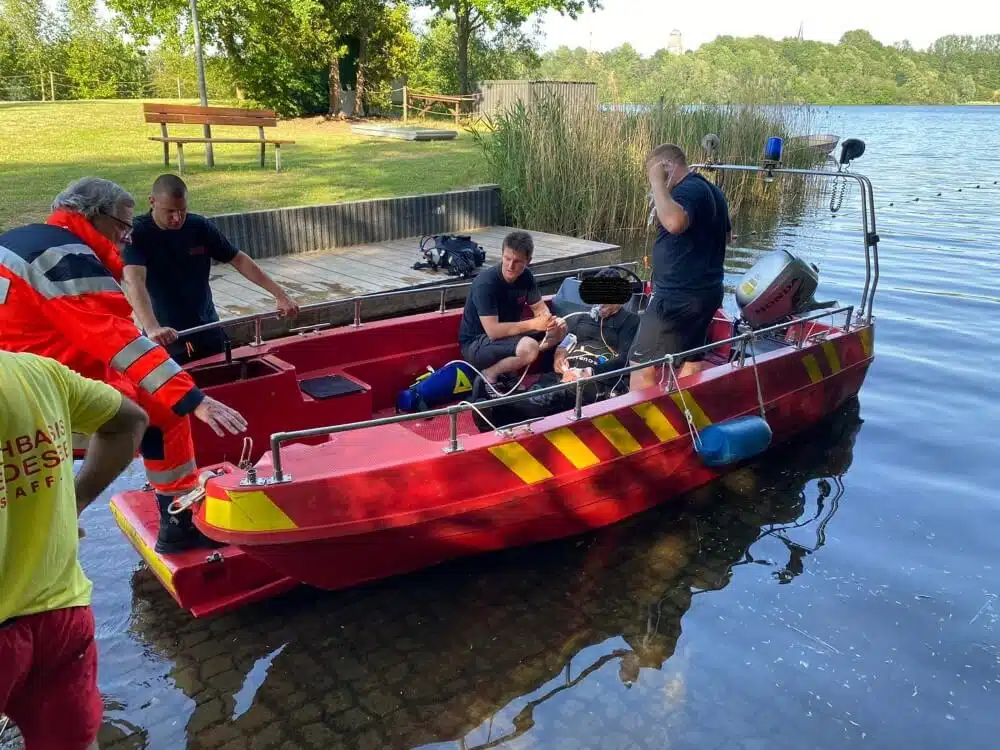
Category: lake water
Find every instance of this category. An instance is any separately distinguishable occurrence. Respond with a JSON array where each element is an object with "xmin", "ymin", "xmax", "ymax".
[{"xmin": 3, "ymin": 105, "xmax": 999, "ymax": 750}]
